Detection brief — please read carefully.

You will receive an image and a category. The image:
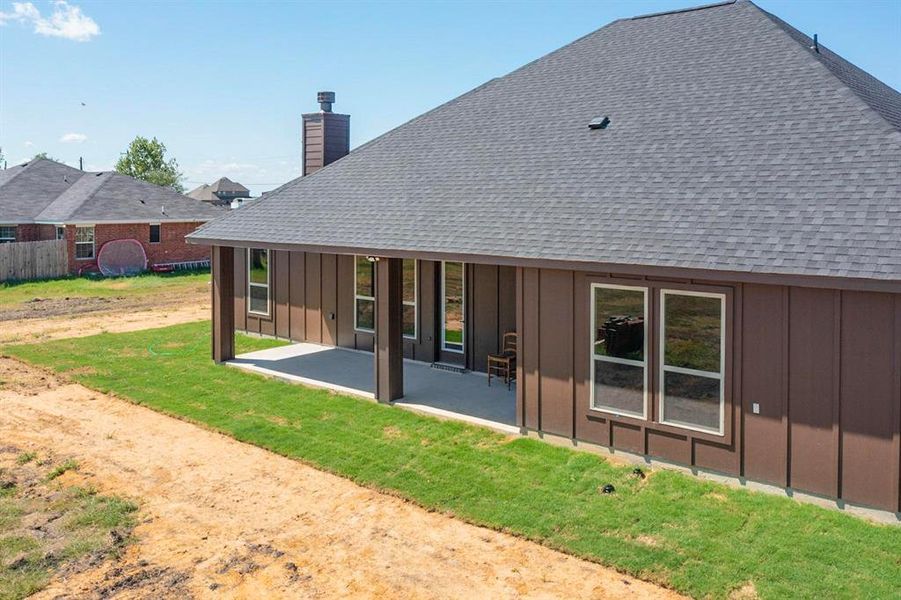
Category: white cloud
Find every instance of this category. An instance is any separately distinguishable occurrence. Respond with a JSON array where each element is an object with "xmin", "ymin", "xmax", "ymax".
[
  {"xmin": 24, "ymin": 140, "xmax": 34, "ymax": 147},
  {"xmin": 60, "ymin": 132, "xmax": 87, "ymax": 143},
  {"xmin": 0, "ymin": 1, "xmax": 100, "ymax": 42}
]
